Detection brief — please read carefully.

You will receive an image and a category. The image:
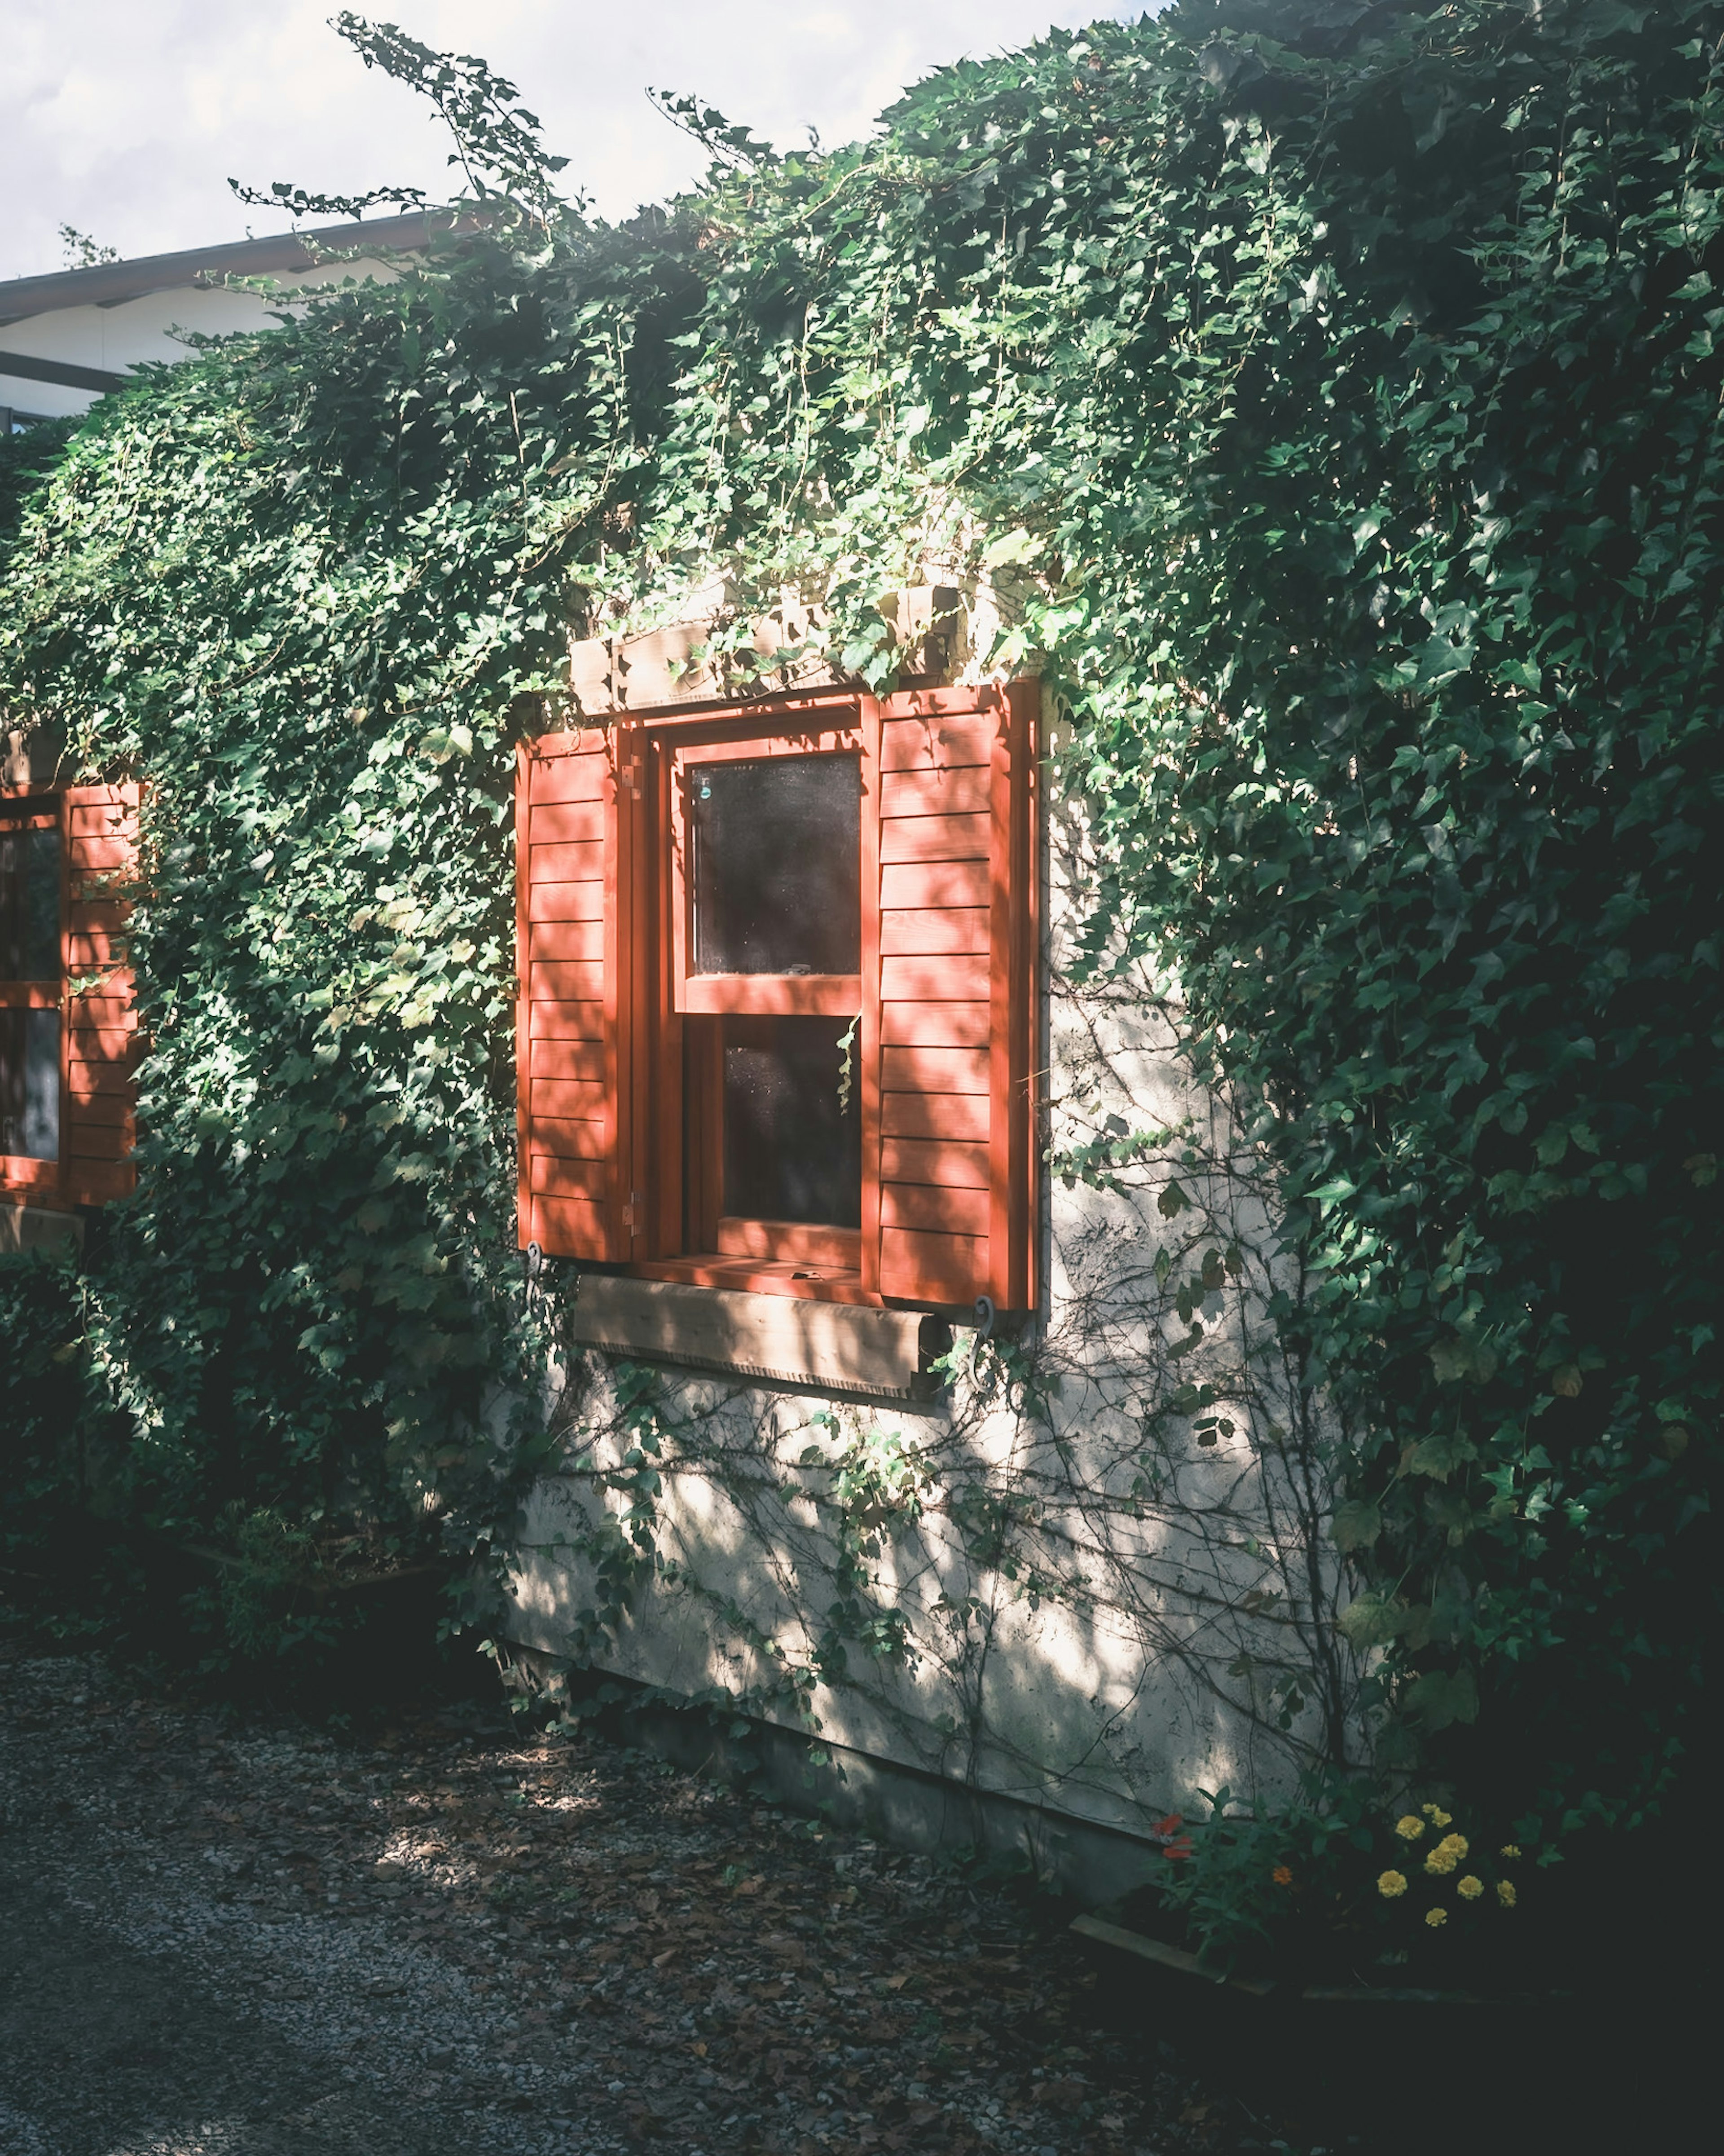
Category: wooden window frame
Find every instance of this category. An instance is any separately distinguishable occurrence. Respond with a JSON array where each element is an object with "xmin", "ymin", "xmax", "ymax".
[
  {"xmin": 0, "ymin": 778, "xmax": 139, "ymax": 1211},
  {"xmin": 0, "ymin": 792, "xmax": 67, "ymax": 1195},
  {"xmin": 518, "ymin": 679, "xmax": 1037, "ymax": 1314}
]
